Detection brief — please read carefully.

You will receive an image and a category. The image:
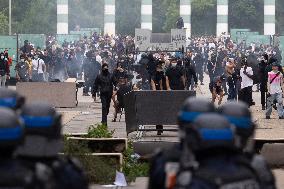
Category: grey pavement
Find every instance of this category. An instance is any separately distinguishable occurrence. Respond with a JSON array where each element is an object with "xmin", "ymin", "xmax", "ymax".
[{"xmin": 60, "ymin": 74, "xmax": 284, "ymax": 189}]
